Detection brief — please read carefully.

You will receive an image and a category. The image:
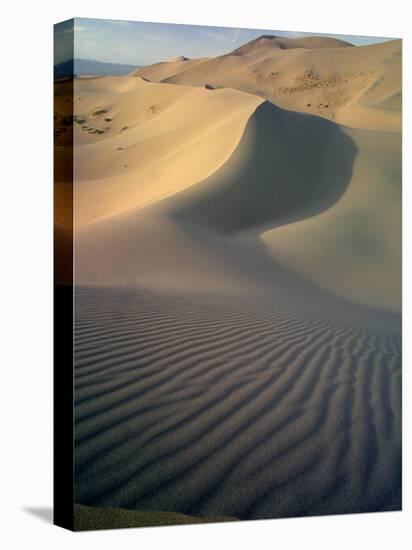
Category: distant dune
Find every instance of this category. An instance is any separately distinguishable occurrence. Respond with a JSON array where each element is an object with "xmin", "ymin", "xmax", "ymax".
[
  {"xmin": 230, "ymin": 34, "xmax": 354, "ymax": 55},
  {"xmin": 164, "ymin": 37, "xmax": 401, "ymax": 131},
  {"xmin": 53, "ymin": 33, "xmax": 402, "ymax": 524},
  {"xmin": 131, "ymin": 56, "xmax": 209, "ymax": 82}
]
